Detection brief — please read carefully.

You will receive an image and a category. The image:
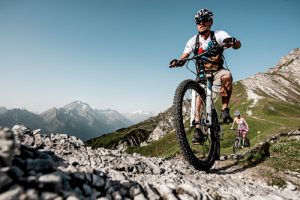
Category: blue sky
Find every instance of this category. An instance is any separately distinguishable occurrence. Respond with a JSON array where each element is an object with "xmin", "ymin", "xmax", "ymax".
[{"xmin": 0, "ymin": 0, "xmax": 299, "ymax": 113}]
